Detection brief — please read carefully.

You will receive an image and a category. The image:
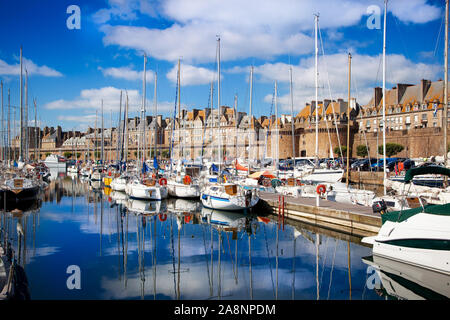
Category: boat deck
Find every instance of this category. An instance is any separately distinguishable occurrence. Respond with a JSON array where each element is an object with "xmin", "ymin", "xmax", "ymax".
[{"xmin": 258, "ymin": 191, "xmax": 382, "ymax": 237}]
